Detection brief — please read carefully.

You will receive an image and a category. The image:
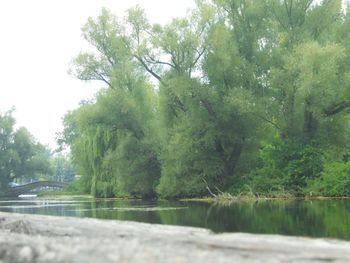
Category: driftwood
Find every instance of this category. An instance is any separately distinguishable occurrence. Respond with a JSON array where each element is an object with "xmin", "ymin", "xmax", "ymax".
[
  {"xmin": 201, "ymin": 178, "xmax": 217, "ymax": 198},
  {"xmin": 202, "ymin": 178, "xmax": 235, "ymax": 199}
]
